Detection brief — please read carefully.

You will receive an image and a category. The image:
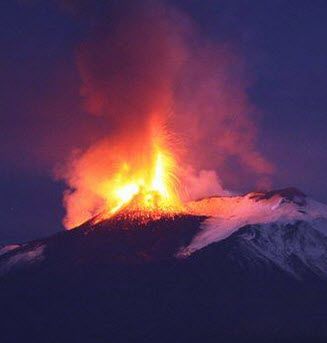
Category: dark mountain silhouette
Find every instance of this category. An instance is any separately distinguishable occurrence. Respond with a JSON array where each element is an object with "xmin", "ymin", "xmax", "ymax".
[{"xmin": 1, "ymin": 188, "xmax": 327, "ymax": 343}]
